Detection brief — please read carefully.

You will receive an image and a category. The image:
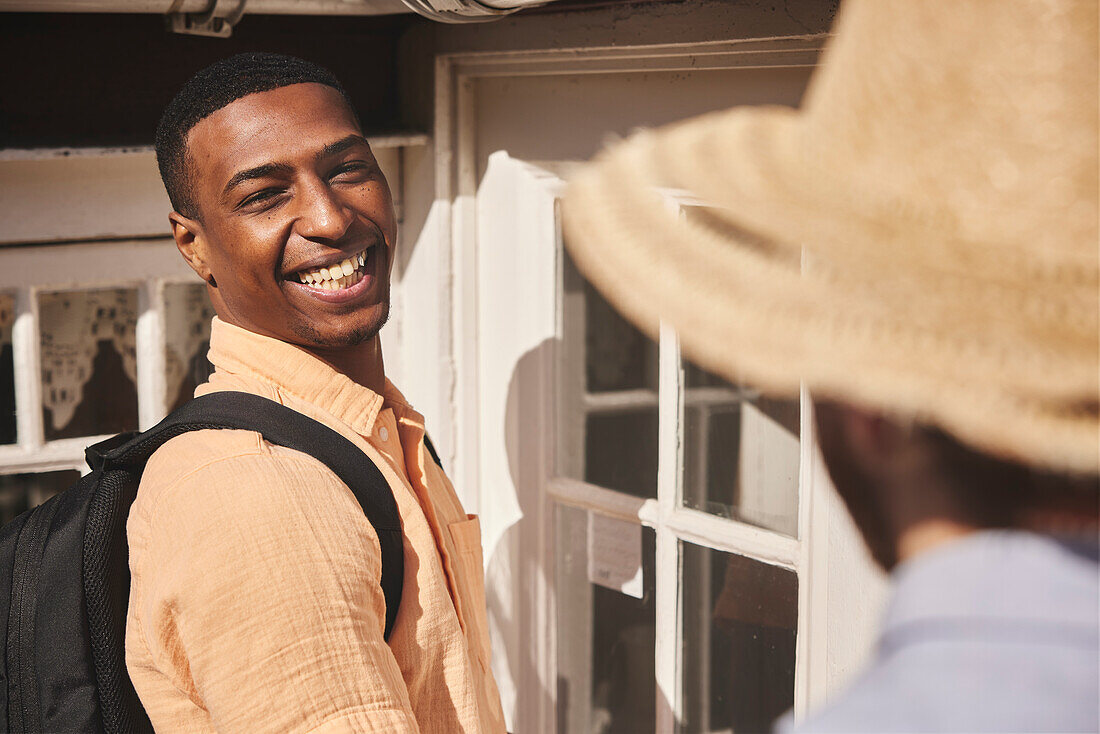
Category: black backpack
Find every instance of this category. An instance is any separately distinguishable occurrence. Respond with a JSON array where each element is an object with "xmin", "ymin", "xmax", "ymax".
[{"xmin": 0, "ymin": 392, "xmax": 411, "ymax": 734}]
